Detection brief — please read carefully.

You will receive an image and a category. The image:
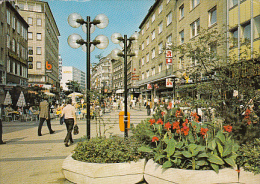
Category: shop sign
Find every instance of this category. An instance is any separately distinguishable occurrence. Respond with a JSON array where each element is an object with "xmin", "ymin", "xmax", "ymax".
[
  {"xmin": 147, "ymin": 84, "xmax": 152, "ymax": 90},
  {"xmin": 166, "ymin": 78, "xmax": 173, "ymax": 88}
]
